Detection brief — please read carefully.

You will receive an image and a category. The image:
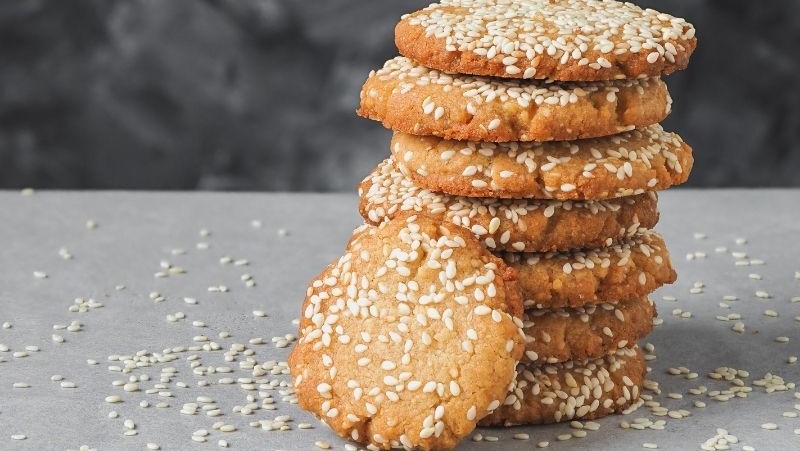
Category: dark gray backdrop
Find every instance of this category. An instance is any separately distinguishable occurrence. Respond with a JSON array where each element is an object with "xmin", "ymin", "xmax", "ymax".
[{"xmin": 1, "ymin": 0, "xmax": 798, "ymax": 191}]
